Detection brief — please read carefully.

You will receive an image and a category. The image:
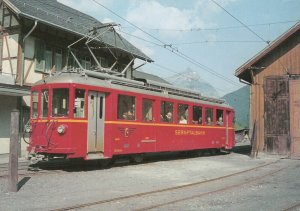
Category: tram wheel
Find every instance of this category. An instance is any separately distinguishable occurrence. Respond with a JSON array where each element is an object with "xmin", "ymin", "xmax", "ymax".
[
  {"xmin": 195, "ymin": 150, "xmax": 204, "ymax": 157},
  {"xmin": 131, "ymin": 154, "xmax": 144, "ymax": 163},
  {"xmin": 210, "ymin": 149, "xmax": 217, "ymax": 156},
  {"xmin": 99, "ymin": 158, "xmax": 114, "ymax": 168}
]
